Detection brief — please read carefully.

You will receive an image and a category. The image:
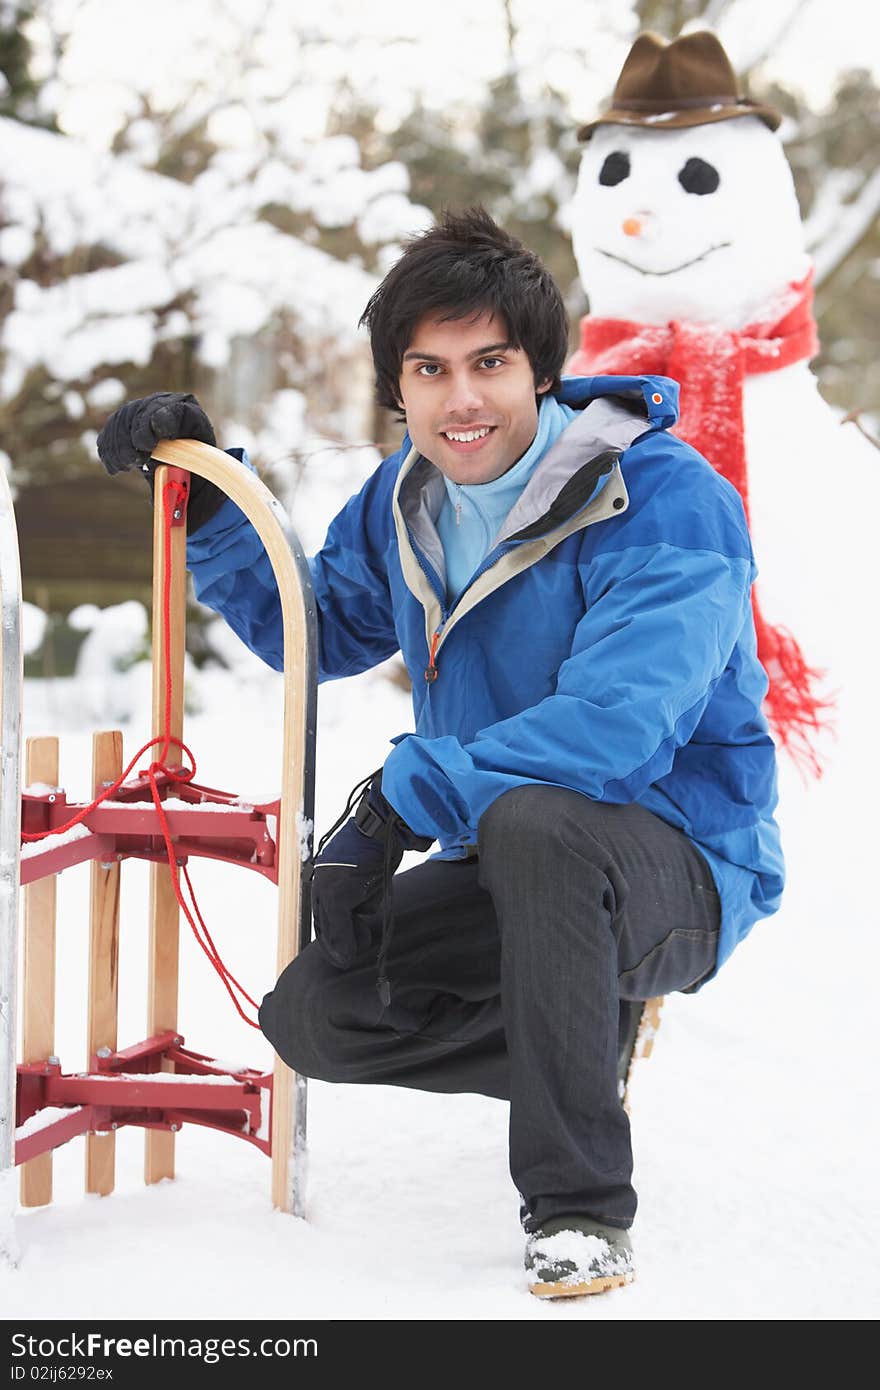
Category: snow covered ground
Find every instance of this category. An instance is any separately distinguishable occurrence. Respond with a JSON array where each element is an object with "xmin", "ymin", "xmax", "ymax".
[{"xmin": 1, "ymin": 626, "xmax": 877, "ymax": 1321}]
